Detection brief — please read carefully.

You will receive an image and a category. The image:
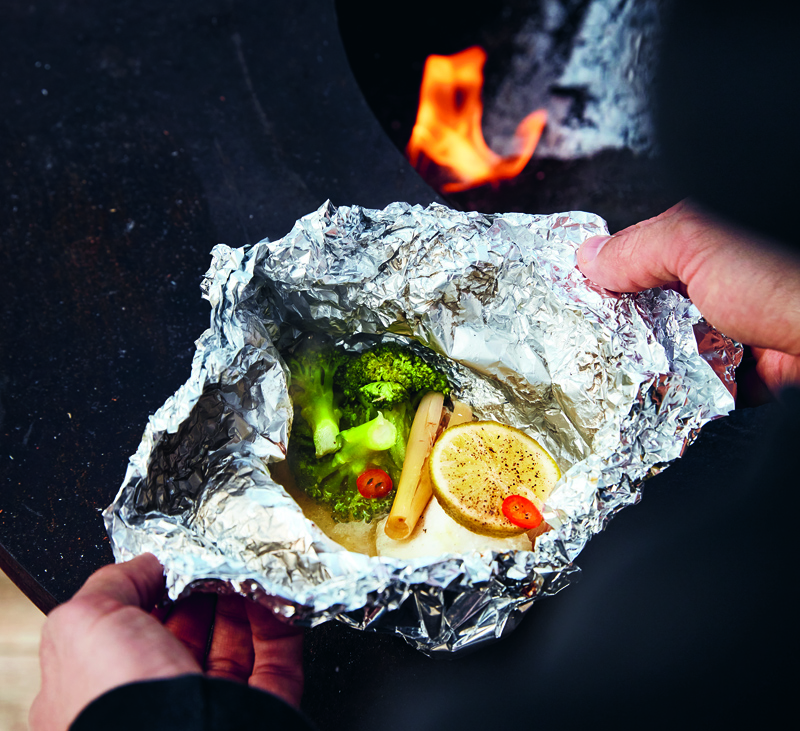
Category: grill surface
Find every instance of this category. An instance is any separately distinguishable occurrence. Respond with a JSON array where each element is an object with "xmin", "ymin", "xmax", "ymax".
[{"xmin": 1, "ymin": 2, "xmax": 791, "ymax": 729}]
